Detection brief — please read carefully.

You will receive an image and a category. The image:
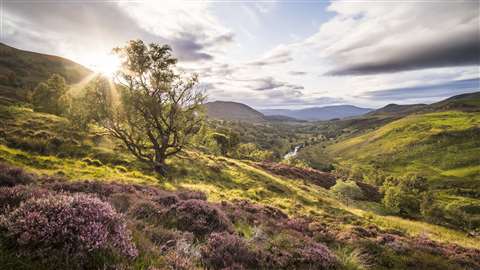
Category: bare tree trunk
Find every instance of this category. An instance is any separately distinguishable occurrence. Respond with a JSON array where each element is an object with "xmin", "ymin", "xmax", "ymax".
[{"xmin": 154, "ymin": 151, "xmax": 168, "ymax": 176}]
